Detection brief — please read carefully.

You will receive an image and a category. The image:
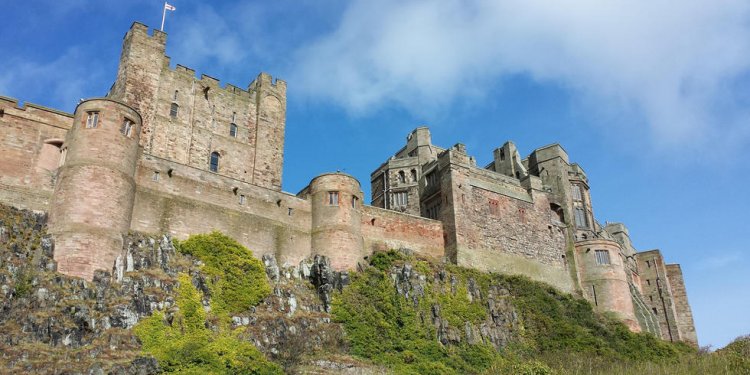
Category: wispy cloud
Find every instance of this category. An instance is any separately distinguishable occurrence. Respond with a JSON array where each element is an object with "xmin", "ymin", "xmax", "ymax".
[
  {"xmin": 696, "ymin": 252, "xmax": 743, "ymax": 270},
  {"xmin": 0, "ymin": 47, "xmax": 108, "ymax": 112},
  {"xmin": 290, "ymin": 0, "xmax": 750, "ymax": 154}
]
